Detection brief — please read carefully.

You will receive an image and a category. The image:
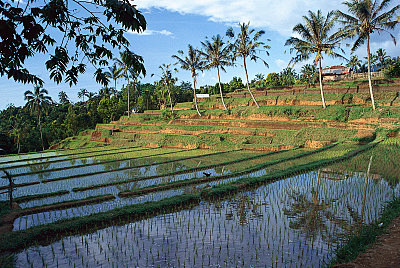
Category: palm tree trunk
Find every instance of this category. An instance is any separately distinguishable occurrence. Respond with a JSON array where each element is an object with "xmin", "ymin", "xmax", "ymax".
[
  {"xmin": 17, "ymin": 135, "xmax": 20, "ymax": 154},
  {"xmin": 127, "ymin": 78, "xmax": 130, "ymax": 118},
  {"xmin": 243, "ymin": 57, "xmax": 260, "ymax": 108},
  {"xmin": 217, "ymin": 67, "xmax": 228, "ymax": 110},
  {"xmin": 318, "ymin": 59, "xmax": 327, "ymax": 109},
  {"xmin": 38, "ymin": 110, "xmax": 44, "ymax": 151},
  {"xmin": 114, "ymin": 79, "xmax": 117, "ymax": 97},
  {"xmin": 192, "ymin": 76, "xmax": 201, "ymax": 116},
  {"xmin": 367, "ymin": 35, "xmax": 376, "ymax": 110},
  {"xmin": 166, "ymin": 83, "xmax": 174, "ymax": 114}
]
